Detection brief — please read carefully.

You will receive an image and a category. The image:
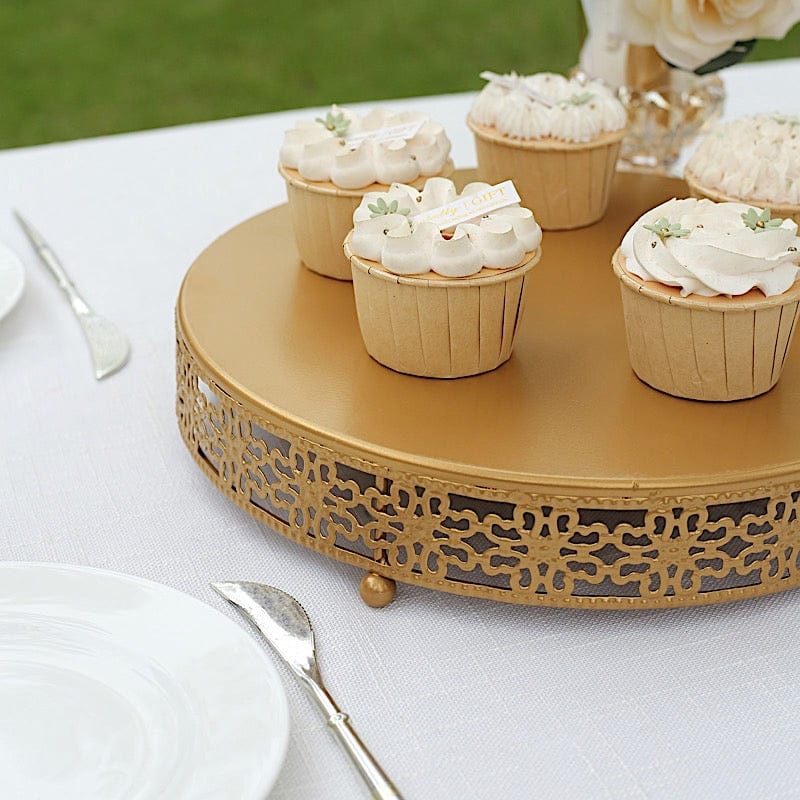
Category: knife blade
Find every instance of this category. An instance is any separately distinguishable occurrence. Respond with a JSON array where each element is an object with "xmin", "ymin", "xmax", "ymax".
[
  {"xmin": 14, "ymin": 210, "xmax": 130, "ymax": 380},
  {"xmin": 212, "ymin": 581, "xmax": 404, "ymax": 800}
]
